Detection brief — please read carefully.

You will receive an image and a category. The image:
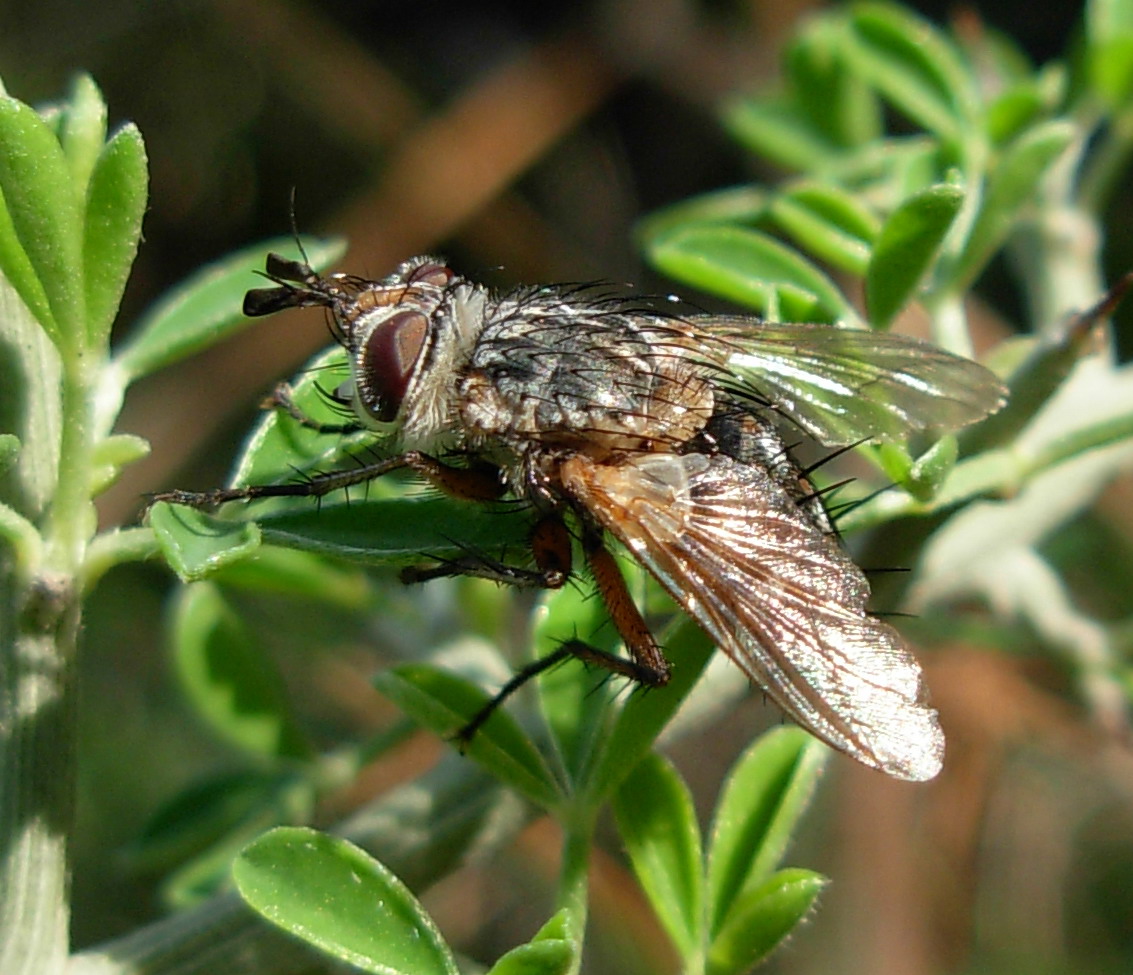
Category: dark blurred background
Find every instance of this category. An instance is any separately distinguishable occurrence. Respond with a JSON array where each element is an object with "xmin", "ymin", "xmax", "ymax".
[{"xmin": 7, "ymin": 2, "xmax": 1133, "ymax": 974}]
